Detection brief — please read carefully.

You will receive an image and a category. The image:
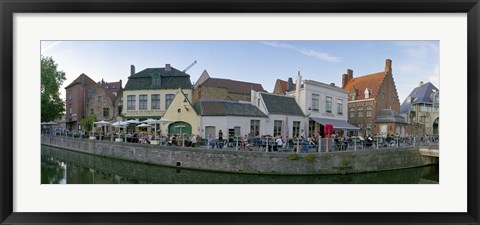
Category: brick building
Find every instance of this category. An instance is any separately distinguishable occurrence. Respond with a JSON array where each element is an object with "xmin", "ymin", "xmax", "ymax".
[
  {"xmin": 65, "ymin": 73, "xmax": 96, "ymax": 132},
  {"xmin": 342, "ymin": 59, "xmax": 406, "ymax": 136},
  {"xmin": 65, "ymin": 74, "xmax": 123, "ymax": 133},
  {"xmin": 192, "ymin": 70, "xmax": 266, "ymax": 104},
  {"xmin": 272, "ymin": 77, "xmax": 296, "ymax": 95},
  {"xmin": 86, "ymin": 79, "xmax": 123, "ymax": 121}
]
